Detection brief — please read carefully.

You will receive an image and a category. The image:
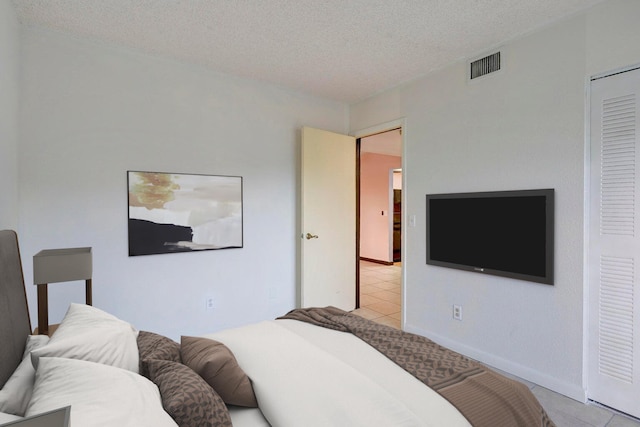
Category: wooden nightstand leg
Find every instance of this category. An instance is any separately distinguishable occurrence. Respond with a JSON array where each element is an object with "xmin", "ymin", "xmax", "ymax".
[
  {"xmin": 85, "ymin": 279, "xmax": 92, "ymax": 306},
  {"xmin": 37, "ymin": 283, "xmax": 48, "ymax": 335}
]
